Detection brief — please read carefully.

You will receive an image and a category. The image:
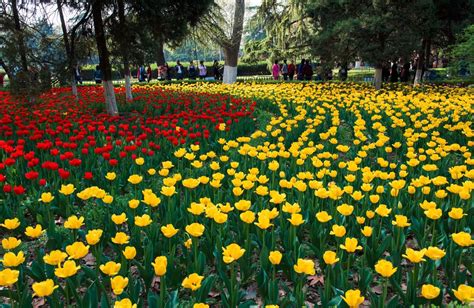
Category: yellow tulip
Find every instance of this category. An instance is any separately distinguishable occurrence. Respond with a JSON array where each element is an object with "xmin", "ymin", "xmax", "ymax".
[
  {"xmin": 111, "ymin": 276, "xmax": 129, "ymax": 295},
  {"xmin": 114, "ymin": 298, "xmax": 137, "ymax": 308},
  {"xmin": 1, "ymin": 237, "xmax": 21, "ymax": 250},
  {"xmin": 402, "ymin": 248, "xmax": 426, "ymax": 263},
  {"xmin": 1, "ymin": 218, "xmax": 20, "ymax": 230},
  {"xmin": 315, "ymin": 211, "xmax": 332, "ymax": 223},
  {"xmin": 323, "ymin": 251, "xmax": 339, "ymax": 265},
  {"xmin": 182, "ymin": 273, "xmax": 204, "ymax": 291},
  {"xmin": 65, "ymin": 242, "xmax": 89, "ymax": 259},
  {"xmin": 32, "ymin": 279, "xmax": 58, "ymax": 297},
  {"xmin": 421, "ymin": 284, "xmax": 440, "ymax": 299},
  {"xmin": 222, "ymin": 243, "xmax": 245, "ymax": 264},
  {"xmin": 59, "ymin": 184, "xmax": 76, "ymax": 195},
  {"xmin": 151, "ymin": 256, "xmax": 167, "ymax": 276},
  {"xmin": 134, "ymin": 214, "xmax": 152, "ymax": 227},
  {"xmin": 1, "ymin": 251, "xmax": 25, "ymax": 267},
  {"xmin": 340, "ymin": 237, "xmax": 362, "ymax": 253},
  {"xmin": 425, "ymin": 246, "xmax": 446, "ymax": 260},
  {"xmin": 452, "ymin": 232, "xmax": 474, "ymax": 247},
  {"xmin": 43, "ymin": 250, "xmax": 68, "ymax": 266},
  {"xmin": 127, "ymin": 174, "xmax": 143, "ymax": 184},
  {"xmin": 161, "ymin": 224, "xmax": 179, "ymax": 238},
  {"xmin": 86, "ymin": 229, "xmax": 103, "ymax": 245},
  {"xmin": 122, "ymin": 246, "xmax": 137, "ymax": 260},
  {"xmin": 287, "ymin": 213, "xmax": 305, "ymax": 226},
  {"xmin": 100, "ymin": 261, "xmax": 121, "ymax": 276},
  {"xmin": 268, "ymin": 251, "xmax": 282, "ymax": 265},
  {"xmin": 374, "ymin": 259, "xmax": 397, "ymax": 277},
  {"xmin": 24, "ymin": 224, "xmax": 44, "ymax": 238},
  {"xmin": 55, "ymin": 260, "xmax": 80, "ymax": 278},
  {"xmin": 64, "ymin": 215, "xmax": 84, "ymax": 229},
  {"xmin": 341, "ymin": 289, "xmax": 365, "ymax": 308},
  {"xmin": 0, "ymin": 268, "xmax": 19, "ymax": 287},
  {"xmin": 330, "ymin": 225, "xmax": 346, "ymax": 237},
  {"xmin": 185, "ymin": 223, "xmax": 205, "ymax": 237},
  {"xmin": 293, "ymin": 258, "xmax": 315, "ymax": 275},
  {"xmin": 111, "ymin": 232, "xmax": 130, "ymax": 245},
  {"xmin": 453, "ymin": 284, "xmax": 474, "ymax": 303}
]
